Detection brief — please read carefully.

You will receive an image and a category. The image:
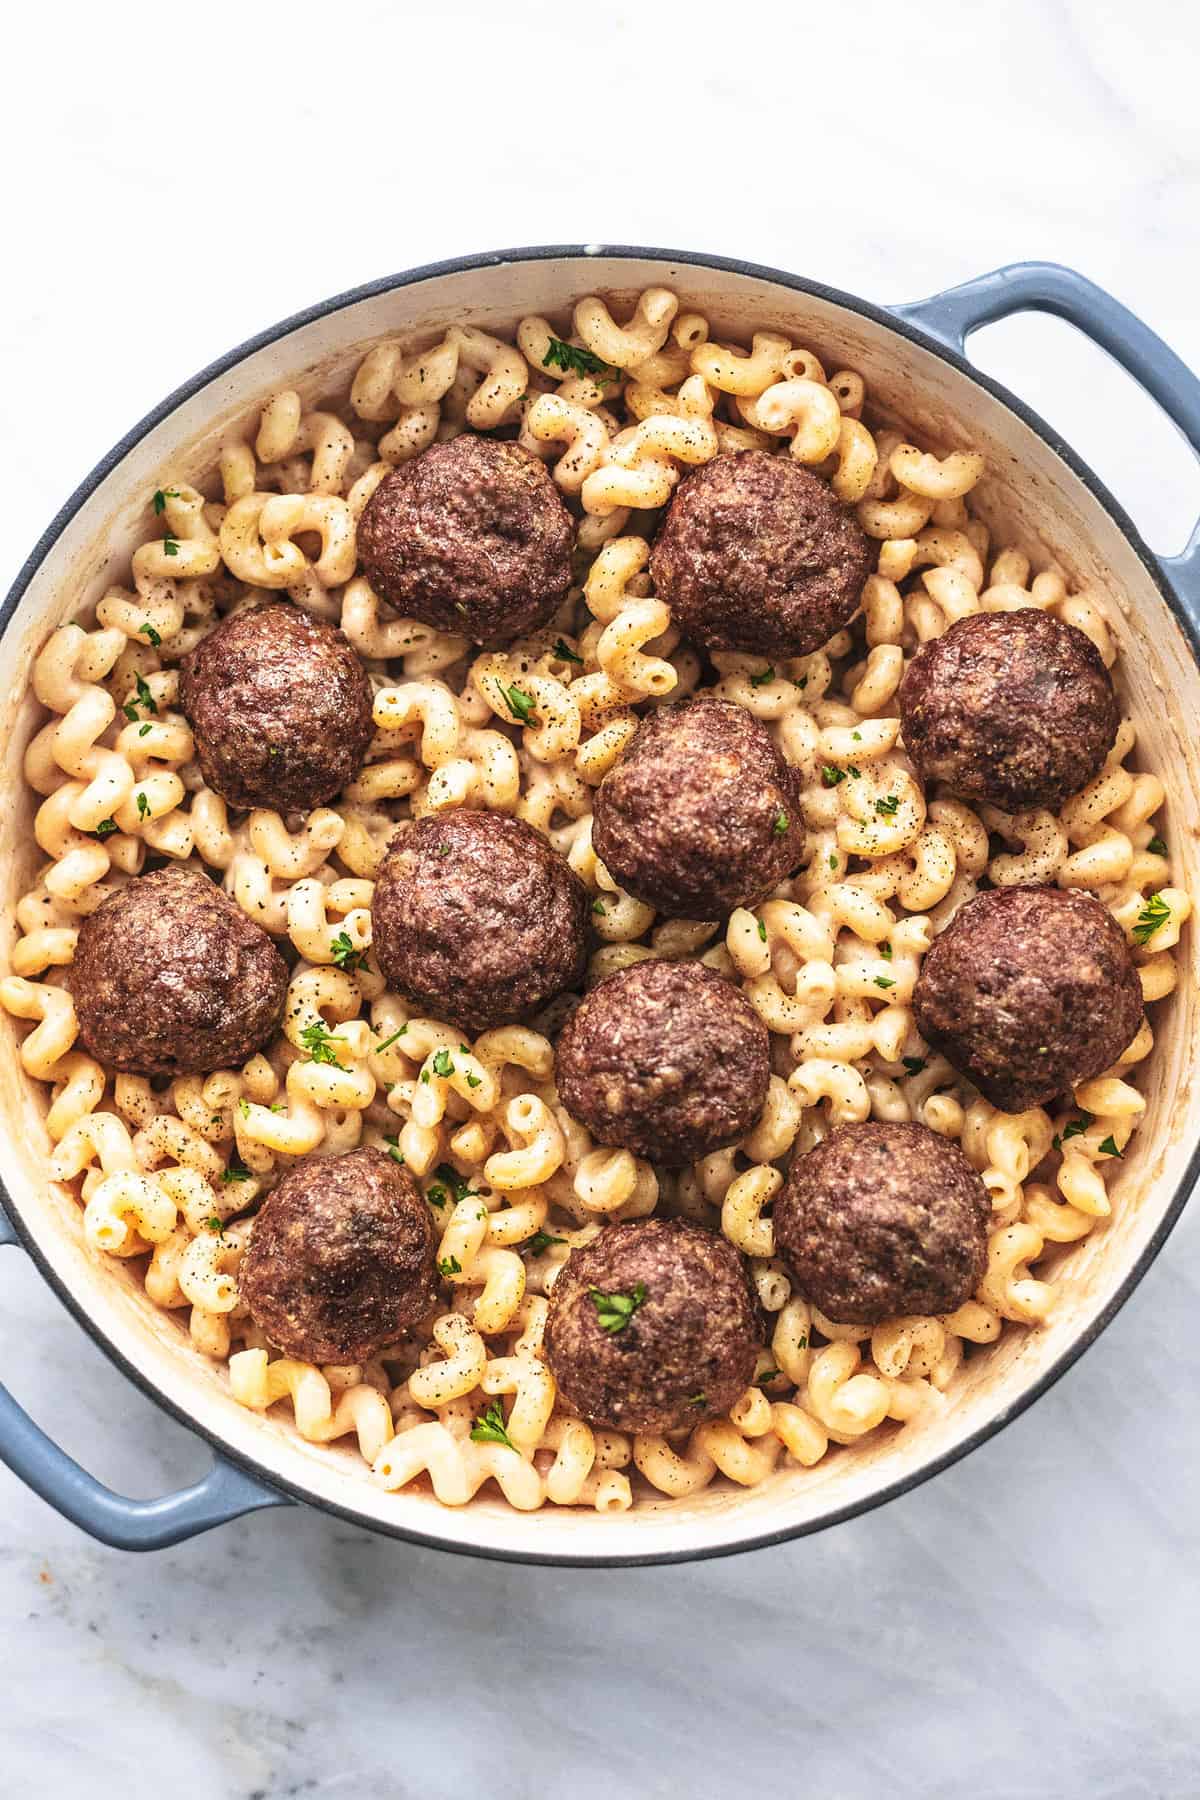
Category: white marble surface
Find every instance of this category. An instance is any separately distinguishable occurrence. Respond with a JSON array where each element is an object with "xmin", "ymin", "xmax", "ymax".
[{"xmin": 3, "ymin": 3, "xmax": 1199, "ymax": 1795}]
